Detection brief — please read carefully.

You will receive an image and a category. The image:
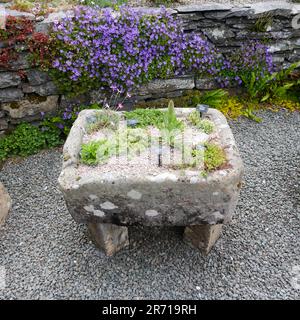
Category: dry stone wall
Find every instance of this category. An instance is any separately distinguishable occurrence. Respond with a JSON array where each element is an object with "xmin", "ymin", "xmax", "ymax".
[{"xmin": 0, "ymin": 1, "xmax": 299, "ymax": 133}]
